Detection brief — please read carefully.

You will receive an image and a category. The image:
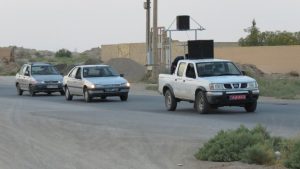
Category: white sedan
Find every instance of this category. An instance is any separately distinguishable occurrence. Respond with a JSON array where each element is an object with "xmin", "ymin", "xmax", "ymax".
[{"xmin": 63, "ymin": 65, "xmax": 130, "ymax": 102}]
